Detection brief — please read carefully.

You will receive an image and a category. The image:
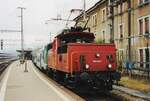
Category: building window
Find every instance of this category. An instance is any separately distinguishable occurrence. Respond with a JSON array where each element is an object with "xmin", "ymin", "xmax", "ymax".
[
  {"xmin": 102, "ymin": 30, "xmax": 105, "ymax": 43},
  {"xmin": 144, "ymin": 0, "xmax": 150, "ymax": 3},
  {"xmin": 139, "ymin": 49, "xmax": 144, "ymax": 68},
  {"xmin": 145, "ymin": 48, "xmax": 149, "ymax": 68},
  {"xmin": 92, "ymin": 14, "xmax": 97, "ymax": 27},
  {"xmin": 95, "ymin": 14, "xmax": 97, "ymax": 26},
  {"xmin": 139, "ymin": 19, "xmax": 143, "ymax": 35},
  {"xmin": 119, "ymin": 24, "xmax": 124, "ymax": 39},
  {"xmin": 138, "ymin": 0, "xmax": 150, "ymax": 5},
  {"xmin": 102, "ymin": 8, "xmax": 106, "ymax": 22},
  {"xmin": 138, "ymin": 16, "xmax": 150, "ymax": 35},
  {"xmin": 139, "ymin": 0, "xmax": 144, "ymax": 4},
  {"xmin": 145, "ymin": 17, "xmax": 149, "ymax": 34},
  {"xmin": 118, "ymin": 3, "xmax": 124, "ymax": 14},
  {"xmin": 92, "ymin": 15, "xmax": 94, "ymax": 27},
  {"xmin": 118, "ymin": 49, "xmax": 124, "ymax": 62}
]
